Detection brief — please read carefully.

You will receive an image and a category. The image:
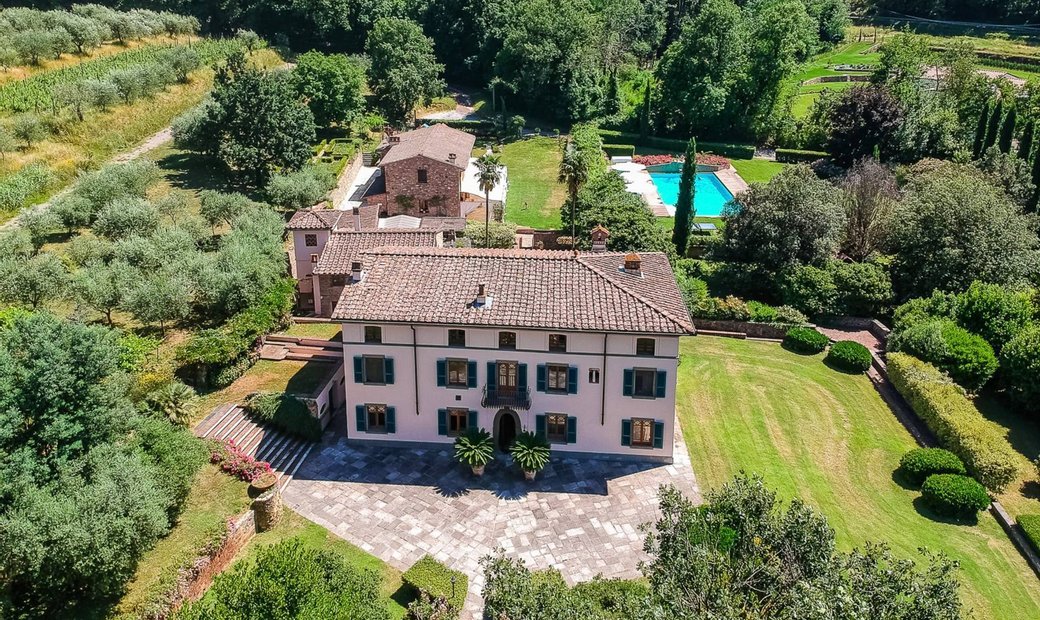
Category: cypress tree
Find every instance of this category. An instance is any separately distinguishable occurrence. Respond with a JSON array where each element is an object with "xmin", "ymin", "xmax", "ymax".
[
  {"xmin": 604, "ymin": 71, "xmax": 620, "ymax": 117},
  {"xmin": 639, "ymin": 79, "xmax": 651, "ymax": 139},
  {"xmin": 1018, "ymin": 120, "xmax": 1035, "ymax": 161},
  {"xmin": 672, "ymin": 137, "xmax": 697, "ymax": 255},
  {"xmin": 972, "ymin": 101, "xmax": 990, "ymax": 158},
  {"xmin": 983, "ymin": 98, "xmax": 1003, "ymax": 153},
  {"xmin": 998, "ymin": 106, "xmax": 1017, "ymax": 153},
  {"xmin": 1030, "ymin": 148, "xmax": 1040, "ymax": 212}
]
